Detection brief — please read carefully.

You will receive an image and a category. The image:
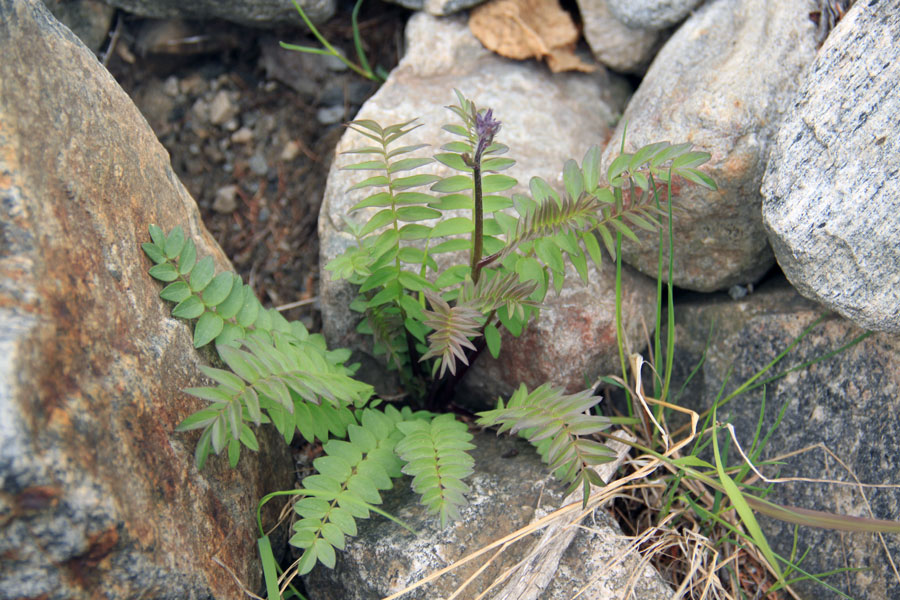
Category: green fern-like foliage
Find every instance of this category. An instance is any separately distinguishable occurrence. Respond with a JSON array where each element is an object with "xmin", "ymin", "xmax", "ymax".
[
  {"xmin": 394, "ymin": 413, "xmax": 476, "ymax": 527},
  {"xmin": 477, "ymin": 383, "xmax": 617, "ymax": 507},
  {"xmin": 144, "ymin": 225, "xmax": 374, "ymax": 468},
  {"xmin": 145, "ymin": 227, "xmax": 479, "ymax": 574},
  {"xmin": 291, "ymin": 405, "xmax": 422, "ymax": 574},
  {"xmin": 326, "ymin": 92, "xmax": 716, "ymax": 403}
]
